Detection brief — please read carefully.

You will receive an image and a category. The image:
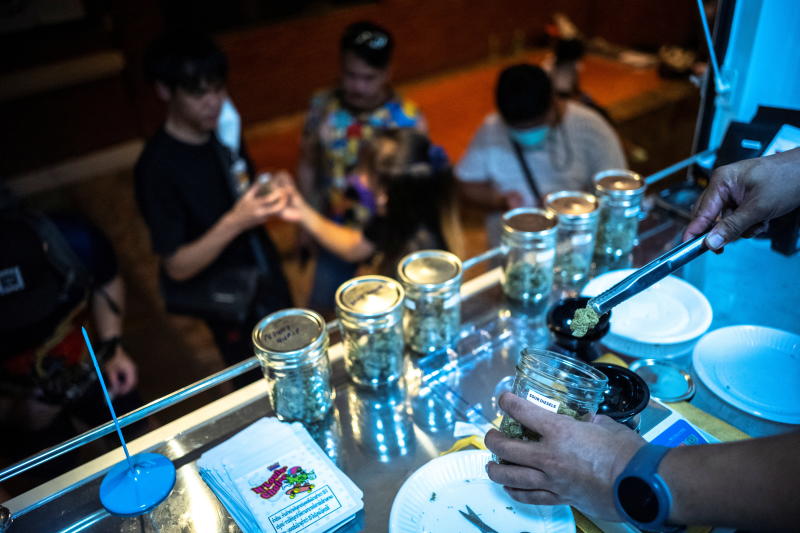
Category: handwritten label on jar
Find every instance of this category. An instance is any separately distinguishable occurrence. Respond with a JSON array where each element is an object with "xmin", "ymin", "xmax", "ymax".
[{"xmin": 525, "ymin": 390, "xmax": 560, "ymax": 413}]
